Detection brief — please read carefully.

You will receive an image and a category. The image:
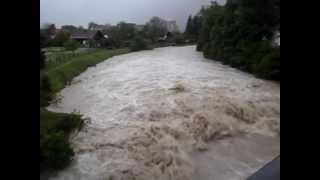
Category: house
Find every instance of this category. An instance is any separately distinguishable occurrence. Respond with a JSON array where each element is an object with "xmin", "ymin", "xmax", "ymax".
[{"xmin": 70, "ymin": 30, "xmax": 107, "ymax": 47}]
